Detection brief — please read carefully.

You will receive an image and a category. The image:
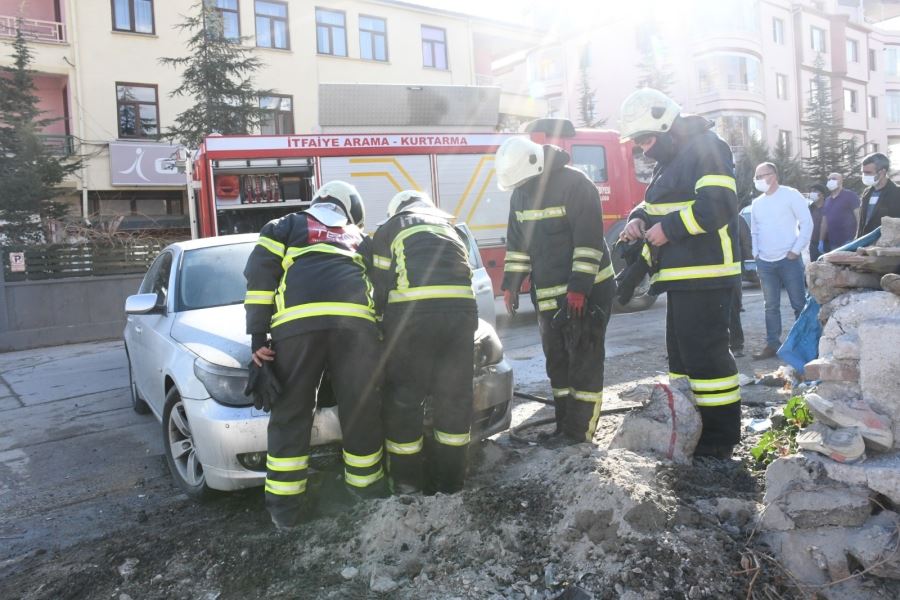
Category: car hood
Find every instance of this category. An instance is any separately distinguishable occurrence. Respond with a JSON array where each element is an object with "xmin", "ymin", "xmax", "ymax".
[{"xmin": 171, "ymin": 304, "xmax": 251, "ymax": 369}]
